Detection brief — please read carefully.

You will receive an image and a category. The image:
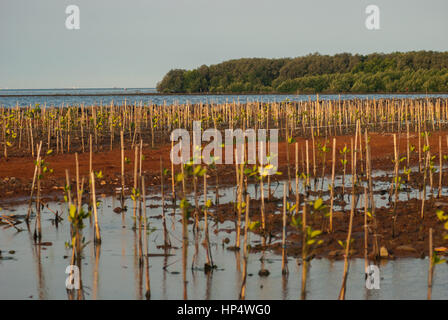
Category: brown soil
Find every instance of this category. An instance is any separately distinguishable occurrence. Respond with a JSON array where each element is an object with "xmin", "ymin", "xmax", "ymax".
[
  {"xmin": 2, "ymin": 130, "xmax": 448, "ymax": 260},
  {"xmin": 211, "ymin": 194, "xmax": 448, "ymax": 261},
  {"xmin": 1, "ymin": 130, "xmax": 448, "ymax": 204}
]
